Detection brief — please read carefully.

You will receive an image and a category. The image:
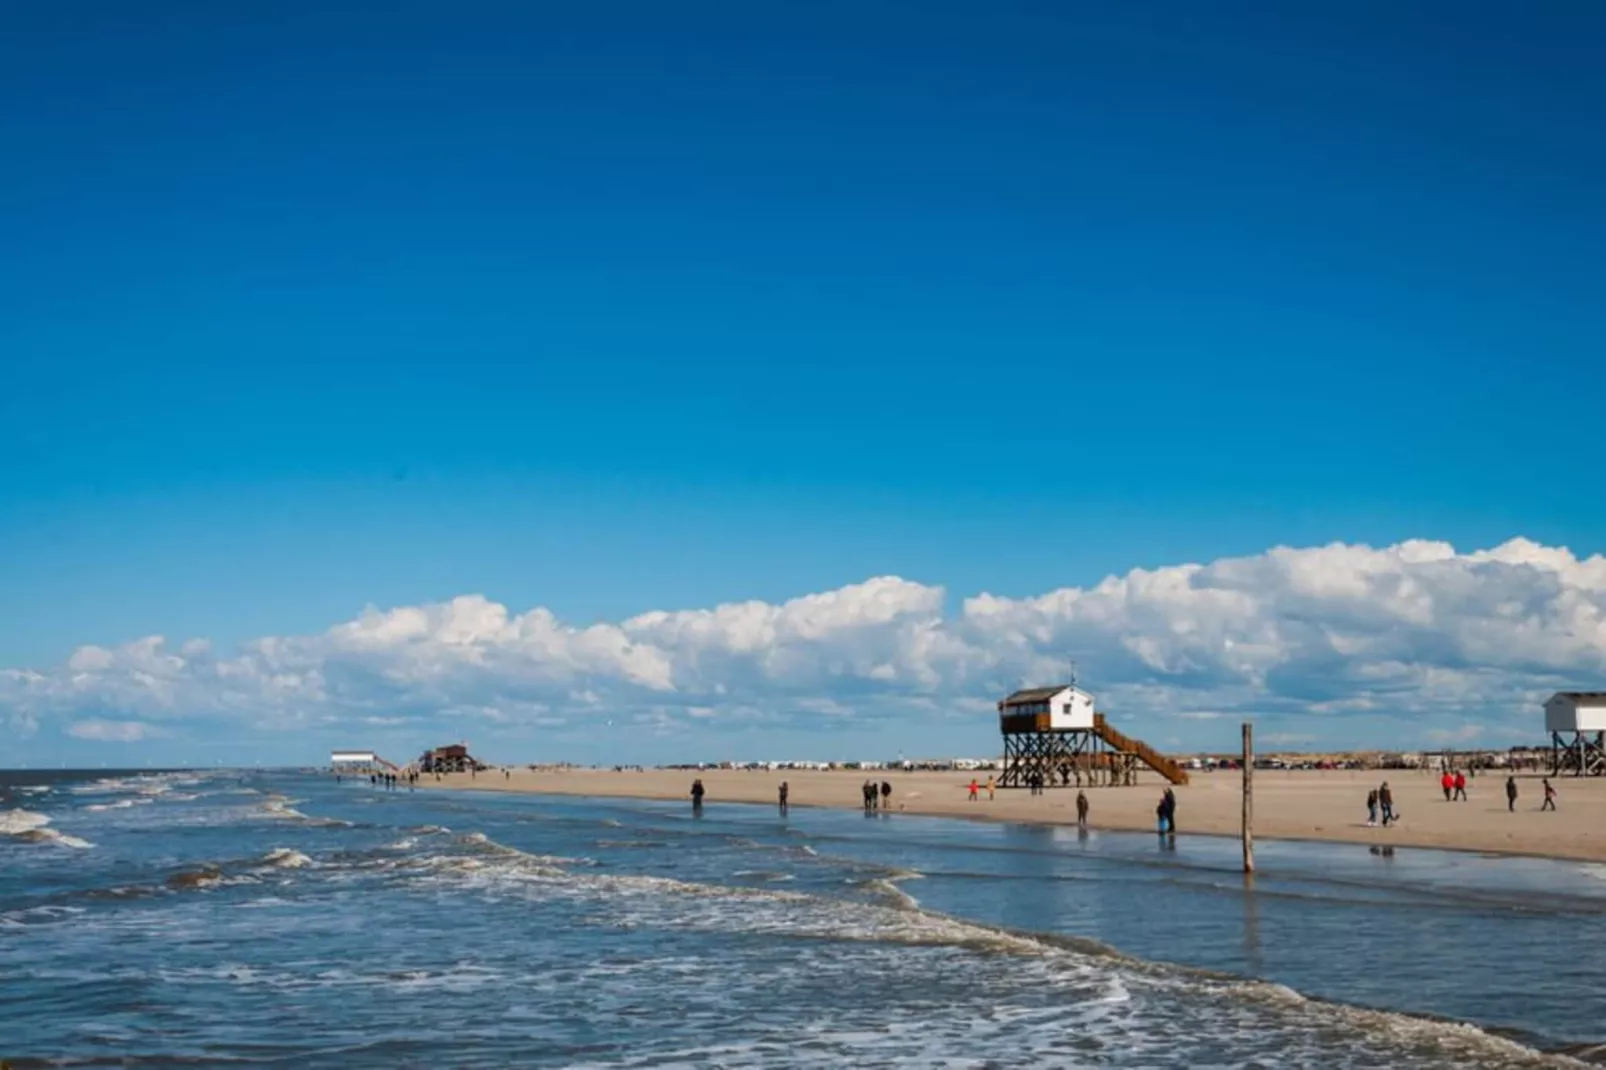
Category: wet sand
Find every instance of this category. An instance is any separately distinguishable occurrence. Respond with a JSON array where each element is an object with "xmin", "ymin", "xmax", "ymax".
[{"xmin": 427, "ymin": 765, "xmax": 1606, "ymax": 863}]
